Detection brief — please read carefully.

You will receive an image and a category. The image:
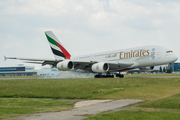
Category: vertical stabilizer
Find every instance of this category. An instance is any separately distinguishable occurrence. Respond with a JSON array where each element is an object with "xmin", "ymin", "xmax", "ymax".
[{"xmin": 45, "ymin": 31, "xmax": 71, "ymax": 60}]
